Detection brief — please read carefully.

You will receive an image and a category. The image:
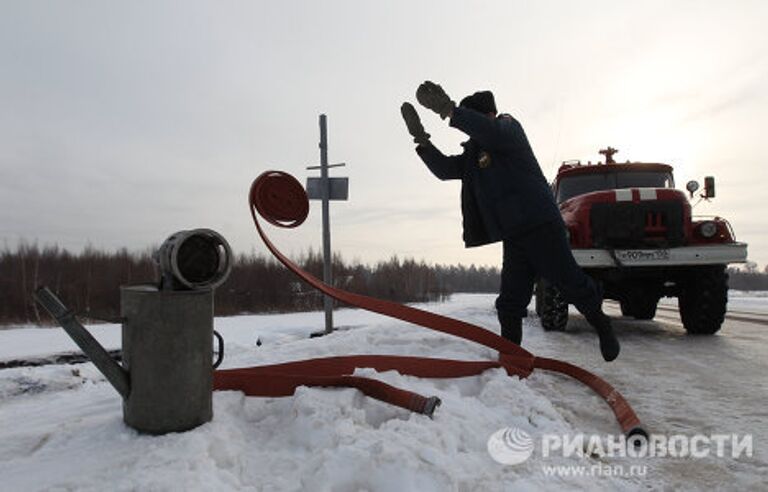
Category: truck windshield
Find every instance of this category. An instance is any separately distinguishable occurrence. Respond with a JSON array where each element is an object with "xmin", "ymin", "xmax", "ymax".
[{"xmin": 556, "ymin": 171, "xmax": 674, "ymax": 203}]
